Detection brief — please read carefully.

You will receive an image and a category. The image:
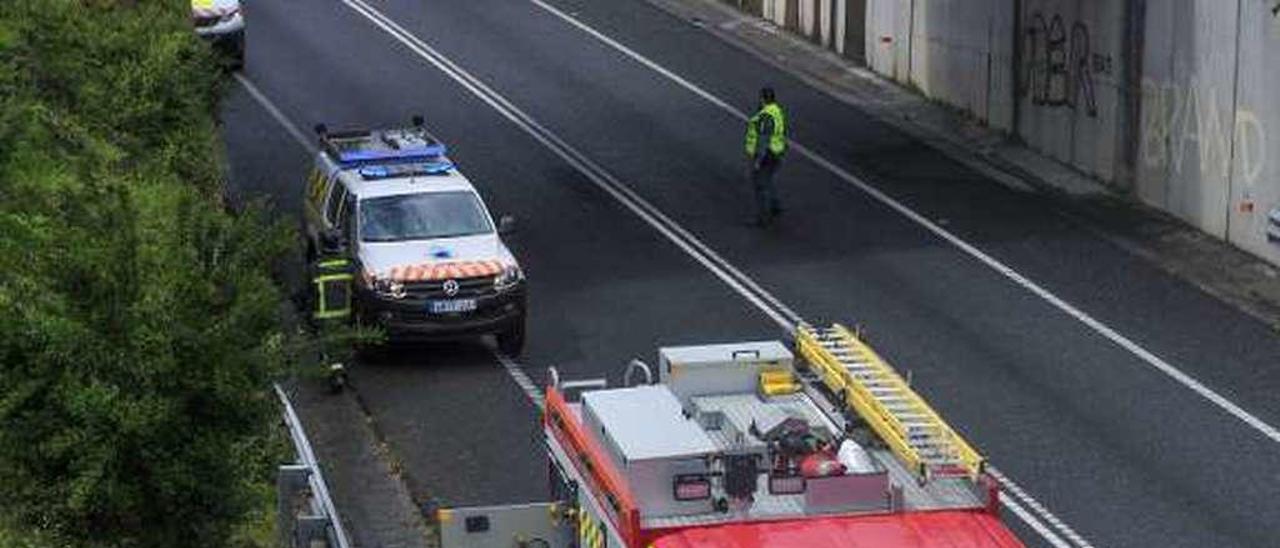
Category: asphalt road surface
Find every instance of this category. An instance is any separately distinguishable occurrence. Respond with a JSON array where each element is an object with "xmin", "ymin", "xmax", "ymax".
[{"xmin": 219, "ymin": 1, "xmax": 1280, "ymax": 546}]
